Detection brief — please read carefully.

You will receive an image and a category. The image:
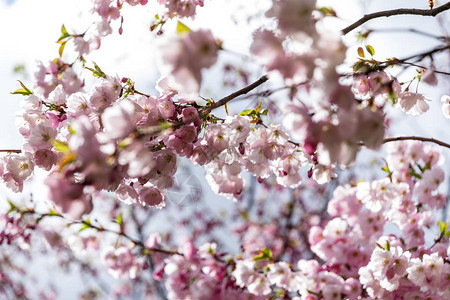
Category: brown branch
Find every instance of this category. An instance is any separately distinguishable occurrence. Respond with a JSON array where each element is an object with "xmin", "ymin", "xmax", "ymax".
[
  {"xmin": 0, "ymin": 150, "xmax": 22, "ymax": 153},
  {"xmin": 24, "ymin": 209, "xmax": 184, "ymax": 257},
  {"xmin": 205, "ymin": 75, "xmax": 269, "ymax": 112},
  {"xmin": 72, "ymin": 219, "xmax": 183, "ymax": 256},
  {"xmin": 342, "ymin": 2, "xmax": 450, "ymax": 35},
  {"xmin": 383, "ymin": 136, "xmax": 450, "ymax": 149}
]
